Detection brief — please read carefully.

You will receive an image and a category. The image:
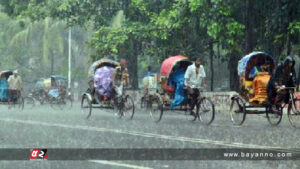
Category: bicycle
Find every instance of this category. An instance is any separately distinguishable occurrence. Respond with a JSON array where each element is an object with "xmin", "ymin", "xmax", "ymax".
[
  {"xmin": 185, "ymin": 87, "xmax": 215, "ymax": 125},
  {"xmin": 144, "ymin": 86, "xmax": 215, "ymax": 125},
  {"xmin": 24, "ymin": 89, "xmax": 45, "ymax": 108},
  {"xmin": 272, "ymin": 86, "xmax": 300, "ymax": 128},
  {"xmin": 113, "ymin": 87, "xmax": 135, "ymax": 120}
]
